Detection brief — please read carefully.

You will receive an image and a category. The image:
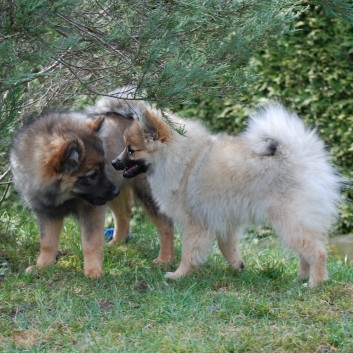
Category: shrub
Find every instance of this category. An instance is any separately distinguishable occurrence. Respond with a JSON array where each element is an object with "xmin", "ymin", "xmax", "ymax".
[{"xmin": 181, "ymin": 5, "xmax": 353, "ymax": 232}]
